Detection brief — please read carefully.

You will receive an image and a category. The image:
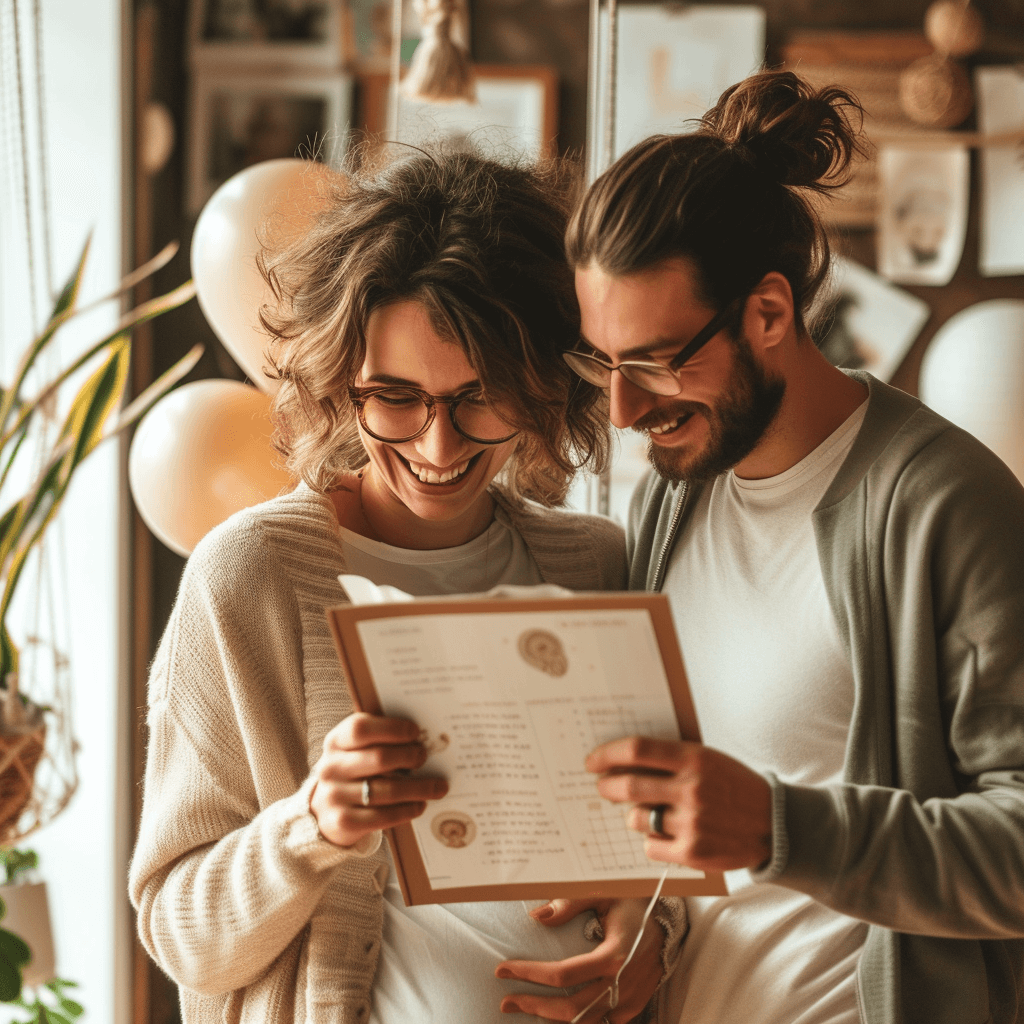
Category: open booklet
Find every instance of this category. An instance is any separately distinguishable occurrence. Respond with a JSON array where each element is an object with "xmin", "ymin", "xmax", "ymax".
[{"xmin": 327, "ymin": 577, "xmax": 727, "ymax": 906}]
